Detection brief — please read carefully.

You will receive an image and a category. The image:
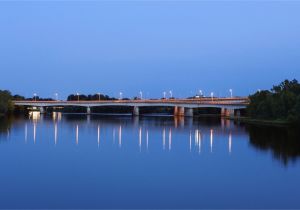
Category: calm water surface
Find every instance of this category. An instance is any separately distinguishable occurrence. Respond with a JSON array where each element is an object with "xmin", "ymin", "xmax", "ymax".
[{"xmin": 0, "ymin": 112, "xmax": 300, "ymax": 209}]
